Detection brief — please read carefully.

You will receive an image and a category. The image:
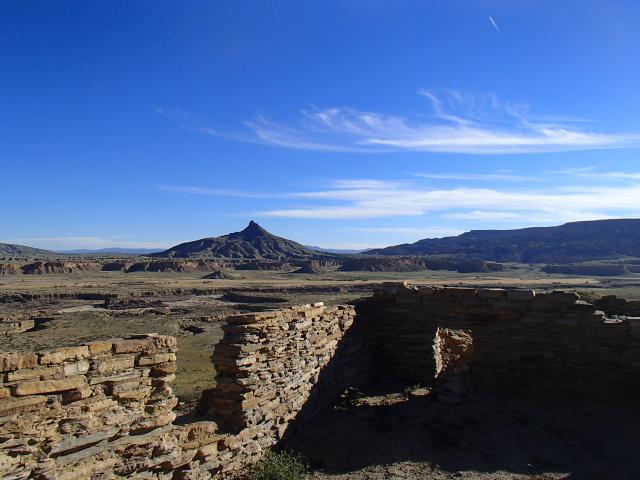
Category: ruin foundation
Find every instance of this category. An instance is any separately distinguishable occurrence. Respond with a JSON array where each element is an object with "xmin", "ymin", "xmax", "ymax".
[{"xmin": 2, "ymin": 284, "xmax": 639, "ymax": 479}]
